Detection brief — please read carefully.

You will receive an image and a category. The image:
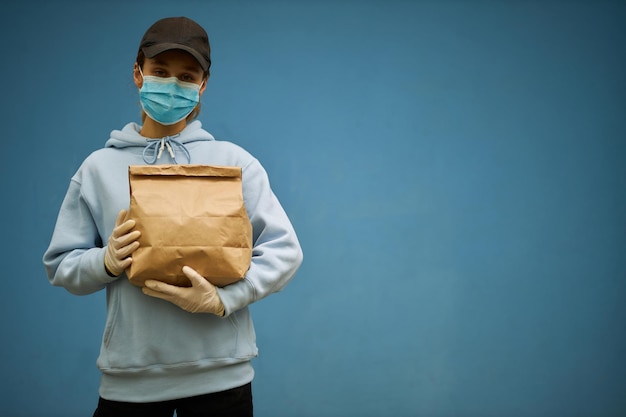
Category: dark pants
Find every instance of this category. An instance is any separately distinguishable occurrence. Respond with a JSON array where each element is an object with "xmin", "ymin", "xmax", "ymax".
[{"xmin": 92, "ymin": 383, "xmax": 253, "ymax": 417}]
